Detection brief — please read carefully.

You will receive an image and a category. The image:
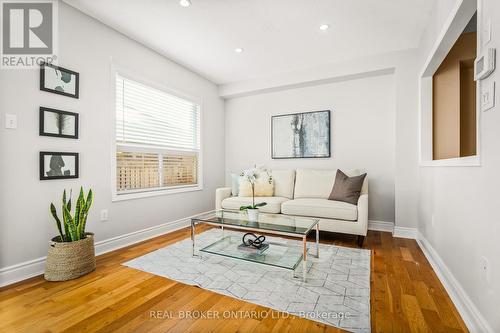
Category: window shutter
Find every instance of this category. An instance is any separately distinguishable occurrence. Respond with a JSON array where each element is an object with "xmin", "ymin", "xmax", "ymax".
[{"xmin": 116, "ymin": 75, "xmax": 200, "ymax": 151}]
